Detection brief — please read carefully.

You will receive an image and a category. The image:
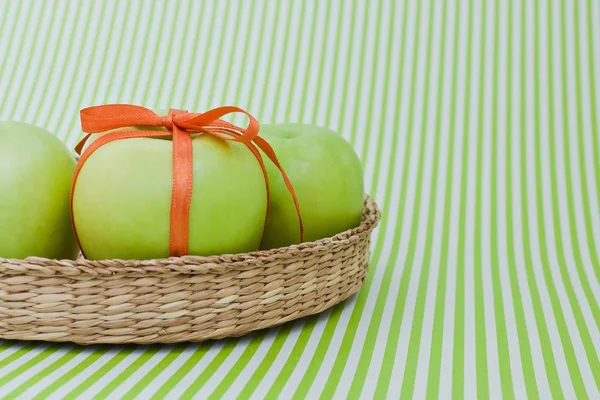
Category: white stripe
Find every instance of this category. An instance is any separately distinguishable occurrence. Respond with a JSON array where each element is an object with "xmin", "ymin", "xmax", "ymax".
[
  {"xmin": 333, "ymin": 1, "xmax": 406, "ymax": 397},
  {"xmin": 11, "ymin": 0, "xmax": 66, "ymax": 122},
  {"xmin": 211, "ymin": 328, "xmax": 282, "ymax": 399},
  {"xmin": 0, "ymin": 2, "xmax": 36, "ymax": 118},
  {"xmin": 461, "ymin": 0, "xmax": 483, "ymax": 395},
  {"xmin": 242, "ymin": 322, "xmax": 306, "ymax": 400},
  {"xmin": 522, "ymin": 0, "xmax": 576, "ymax": 395},
  {"xmin": 33, "ymin": 0, "xmax": 89, "ymax": 132},
  {"xmin": 16, "ymin": 347, "xmax": 92, "ymax": 399},
  {"xmin": 479, "ymin": 1, "xmax": 502, "ymax": 397},
  {"xmin": 437, "ymin": 0, "xmax": 470, "ymax": 396},
  {"xmin": 0, "ymin": 344, "xmax": 51, "ymax": 378},
  {"xmin": 138, "ymin": 342, "xmax": 224, "ymax": 399},
  {"xmin": 507, "ymin": 2, "xmax": 553, "ymax": 396},
  {"xmin": 540, "ymin": 0, "xmax": 600, "ymax": 395},
  {"xmin": 0, "ymin": 344, "xmax": 31, "ymax": 366},
  {"xmin": 558, "ymin": 0, "xmax": 600, "ymax": 354},
  {"xmin": 74, "ymin": 349, "xmax": 150, "ymax": 399},
  {"xmin": 0, "ymin": 346, "xmax": 76, "ymax": 398},
  {"xmin": 384, "ymin": 0, "xmax": 440, "ymax": 390},
  {"xmin": 410, "ymin": 0, "xmax": 452, "ymax": 395},
  {"xmin": 131, "ymin": 346, "xmax": 205, "ymax": 400},
  {"xmin": 312, "ymin": 0, "xmax": 343, "ymax": 126},
  {"xmin": 111, "ymin": 351, "xmax": 171, "ymax": 398},
  {"xmin": 493, "ymin": 0, "xmax": 528, "ymax": 396}
]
